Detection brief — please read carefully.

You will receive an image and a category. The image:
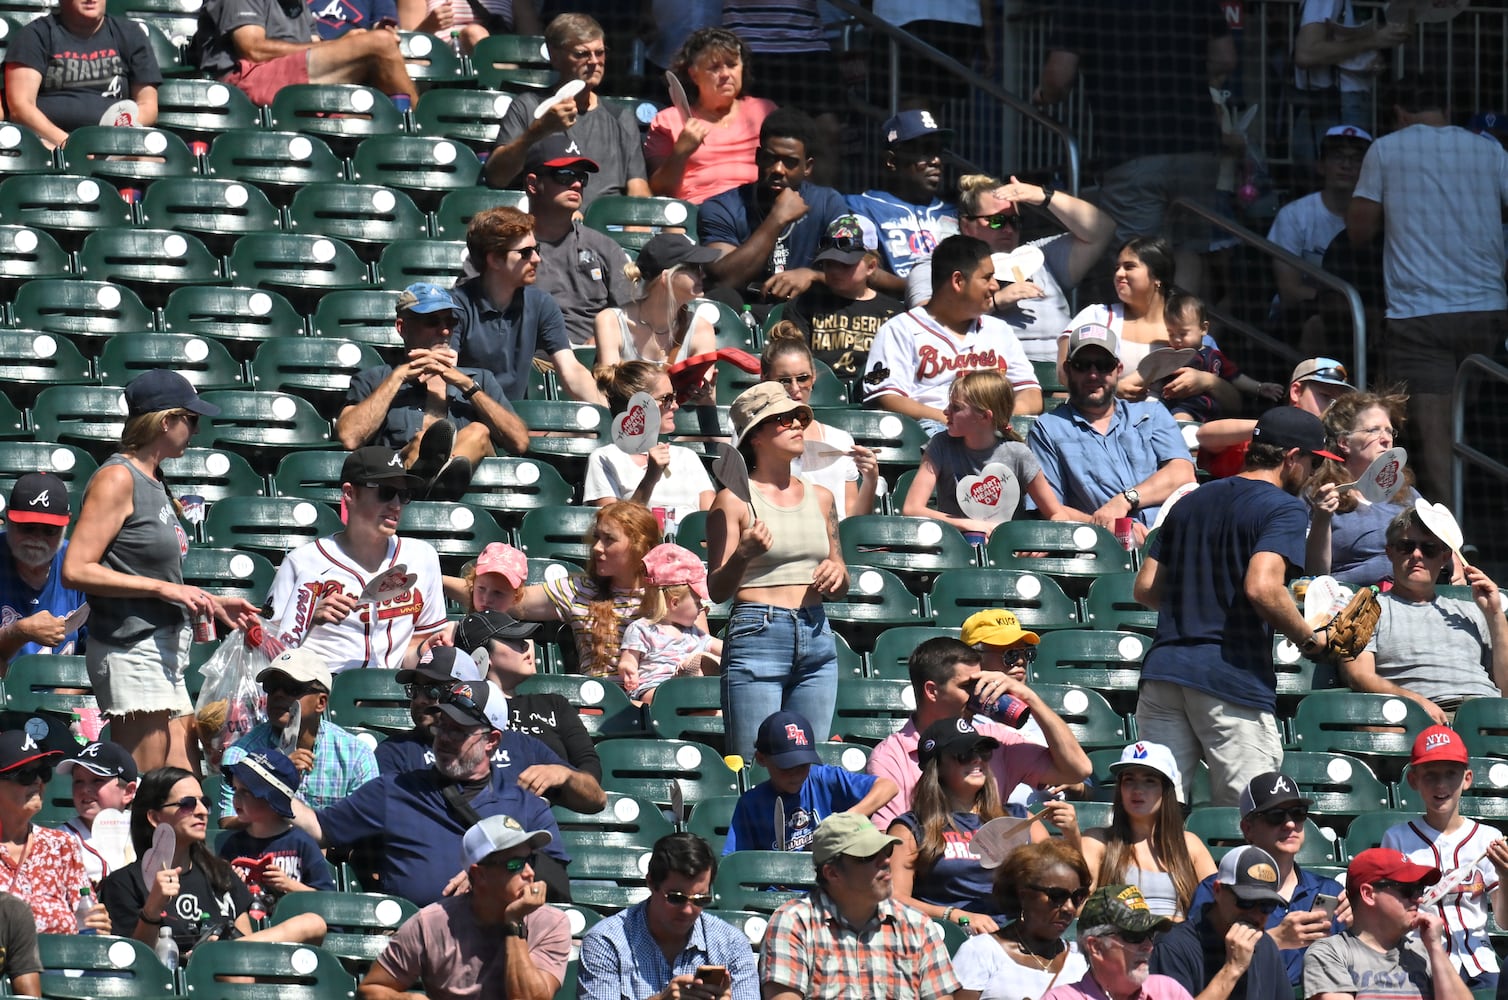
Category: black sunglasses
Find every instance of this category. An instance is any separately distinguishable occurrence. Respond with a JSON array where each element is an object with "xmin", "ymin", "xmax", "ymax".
[
  {"xmin": 265, "ymin": 678, "xmax": 325, "ymax": 698},
  {"xmin": 1374, "ymin": 880, "xmax": 1426, "ymax": 901},
  {"xmin": 1391, "ymin": 538, "xmax": 1446, "ymax": 559},
  {"xmin": 0, "ymin": 764, "xmax": 52, "ymax": 785},
  {"xmin": 14, "ymin": 522, "xmax": 64, "ymax": 537},
  {"xmin": 443, "ymin": 689, "xmax": 490, "ymax": 727},
  {"xmin": 364, "ymin": 483, "xmax": 414, "ymax": 505},
  {"xmin": 166, "ymin": 795, "xmax": 212, "ymax": 812},
  {"xmin": 820, "ymin": 235, "xmax": 868, "ymax": 253},
  {"xmin": 508, "ymin": 245, "xmax": 542, "ymax": 258},
  {"xmin": 1114, "ymin": 929, "xmax": 1161, "ymax": 945},
  {"xmin": 1234, "ymin": 897, "xmax": 1280, "ymax": 912},
  {"xmin": 405, "ymin": 682, "xmax": 446, "ymax": 701},
  {"xmin": 1029, "ymin": 884, "xmax": 1089, "ymax": 907},
  {"xmin": 546, "ymin": 168, "xmax": 589, "ymax": 187},
  {"xmin": 1255, "ymin": 805, "xmax": 1309, "ymax": 826},
  {"xmin": 964, "ymin": 212, "xmax": 1023, "ymax": 230},
  {"xmin": 664, "ymin": 890, "xmax": 714, "ymax": 907},
  {"xmin": 1067, "ymin": 357, "xmax": 1117, "ymax": 374},
  {"xmin": 177, "ymin": 412, "xmax": 201, "ymax": 428}
]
